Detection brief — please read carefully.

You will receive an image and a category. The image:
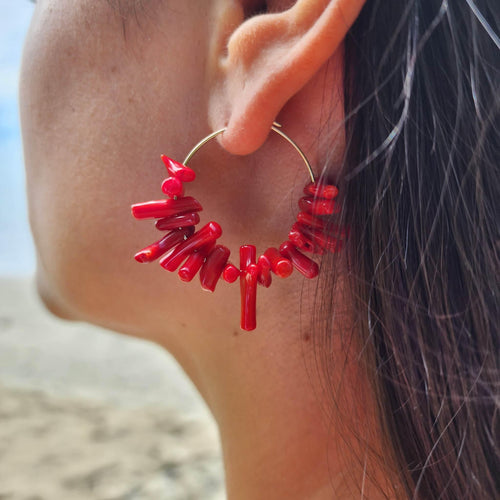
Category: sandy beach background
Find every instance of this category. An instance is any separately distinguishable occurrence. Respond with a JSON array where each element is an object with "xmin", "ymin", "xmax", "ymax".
[{"xmin": 0, "ymin": 277, "xmax": 225, "ymax": 499}]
